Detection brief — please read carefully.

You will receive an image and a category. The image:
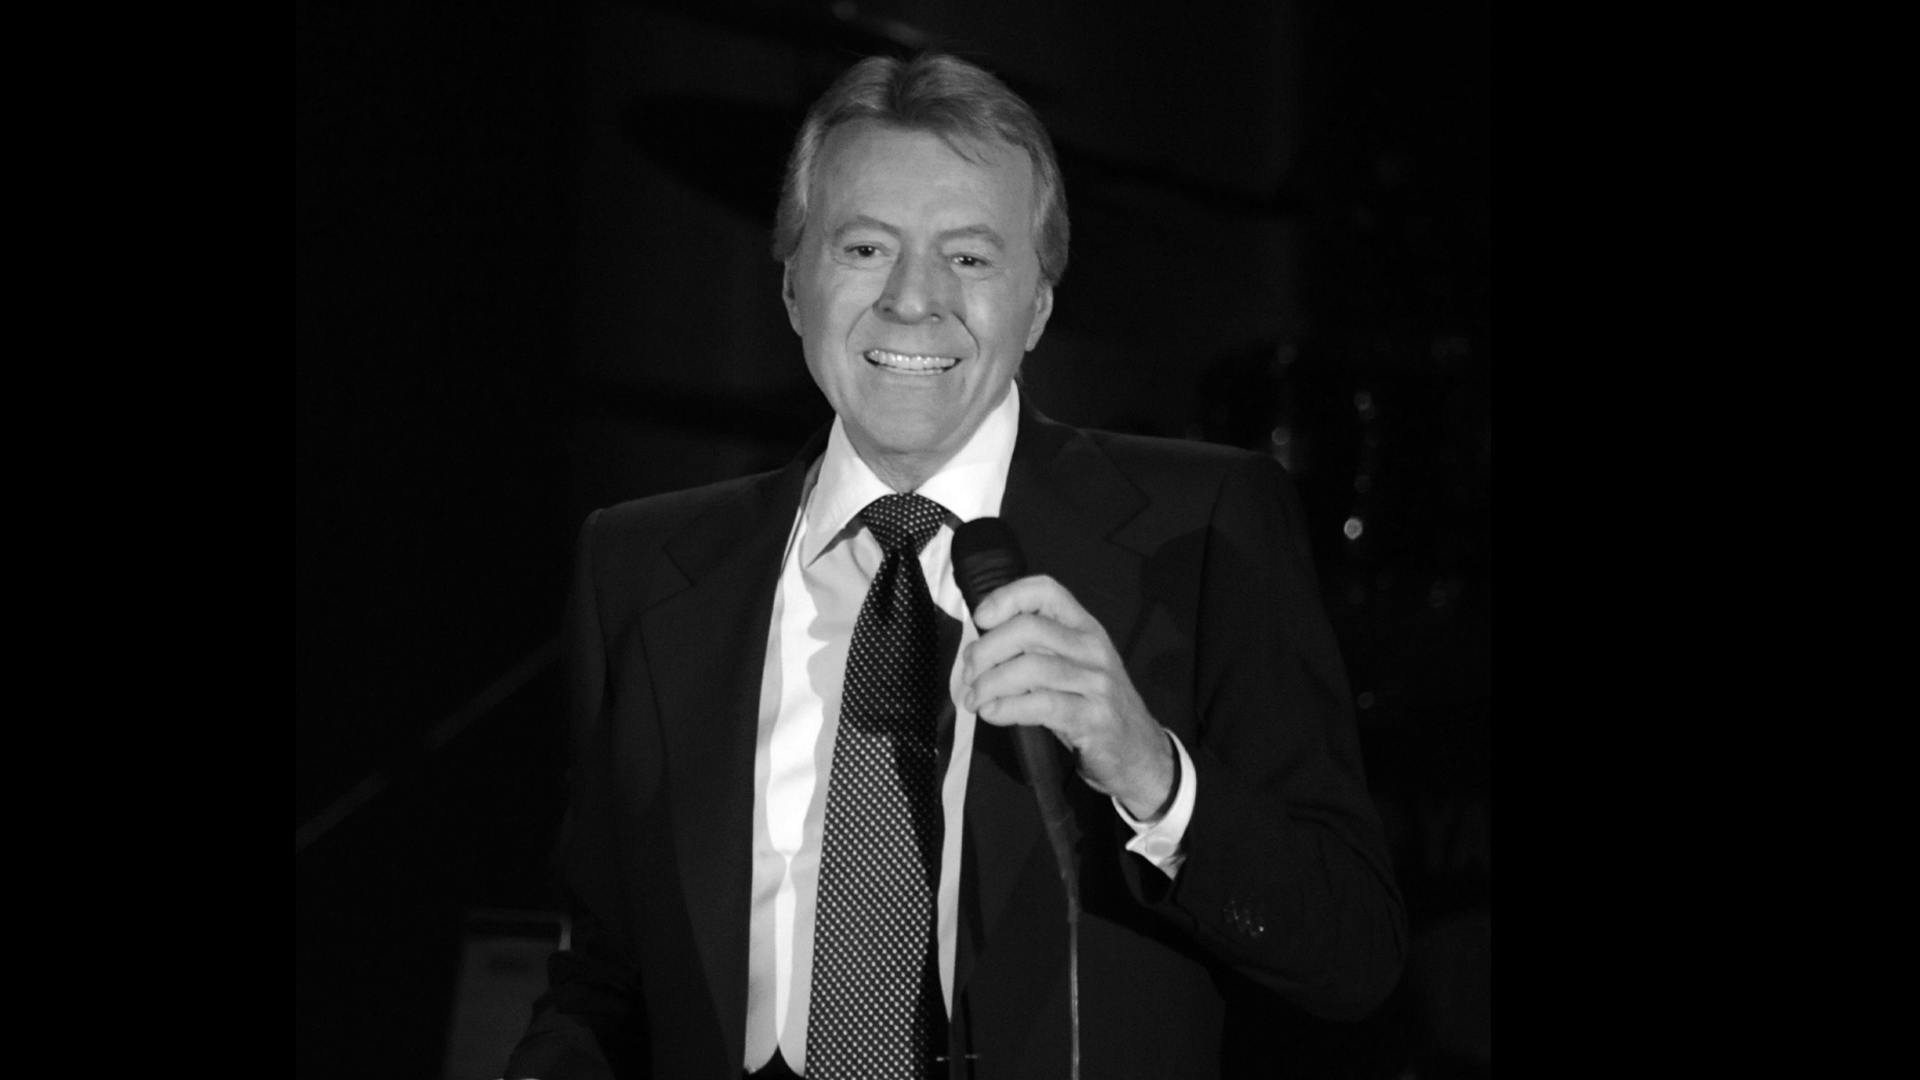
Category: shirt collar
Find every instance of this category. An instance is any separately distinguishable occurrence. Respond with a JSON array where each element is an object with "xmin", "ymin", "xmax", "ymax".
[{"xmin": 799, "ymin": 381, "xmax": 1021, "ymax": 566}]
